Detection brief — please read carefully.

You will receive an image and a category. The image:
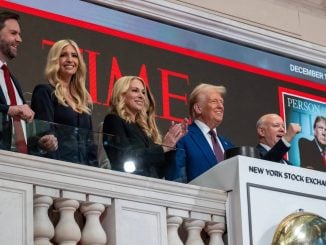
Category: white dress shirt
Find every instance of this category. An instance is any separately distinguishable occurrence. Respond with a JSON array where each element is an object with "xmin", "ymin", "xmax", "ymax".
[{"xmin": 194, "ymin": 119, "xmax": 225, "ymax": 153}]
